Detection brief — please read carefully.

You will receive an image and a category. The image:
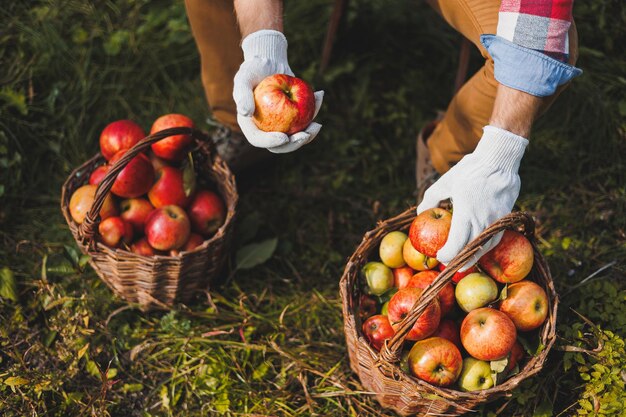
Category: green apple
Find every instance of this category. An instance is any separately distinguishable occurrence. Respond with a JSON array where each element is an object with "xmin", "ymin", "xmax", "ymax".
[
  {"xmin": 455, "ymin": 272, "xmax": 498, "ymax": 312},
  {"xmin": 362, "ymin": 262, "xmax": 394, "ymax": 296},
  {"xmin": 457, "ymin": 357, "xmax": 494, "ymax": 391},
  {"xmin": 381, "ymin": 301, "xmax": 389, "ymax": 316},
  {"xmin": 379, "ymin": 231, "xmax": 408, "ymax": 268}
]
